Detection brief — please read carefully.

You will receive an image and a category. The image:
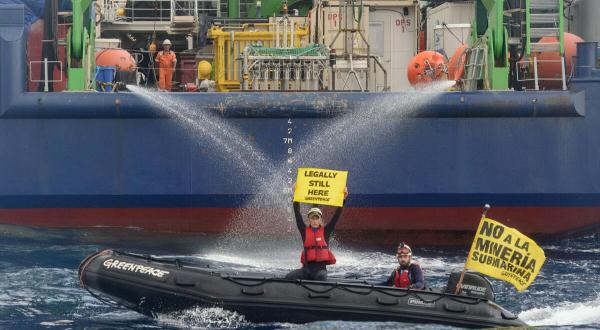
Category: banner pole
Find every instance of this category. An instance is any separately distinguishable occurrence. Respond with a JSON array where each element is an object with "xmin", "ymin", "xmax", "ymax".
[{"xmin": 455, "ymin": 204, "xmax": 491, "ymax": 295}]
